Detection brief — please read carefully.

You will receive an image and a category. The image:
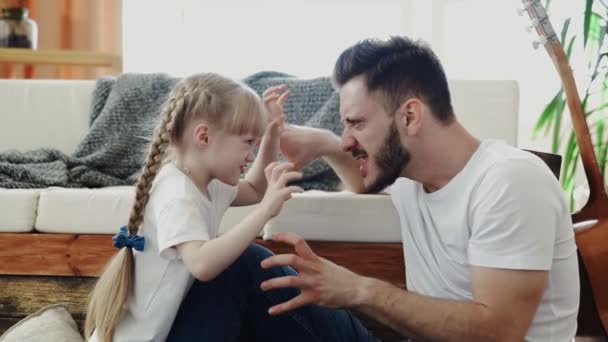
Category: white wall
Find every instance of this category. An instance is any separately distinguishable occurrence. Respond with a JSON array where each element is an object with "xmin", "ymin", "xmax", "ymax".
[
  {"xmin": 122, "ymin": 0, "xmax": 584, "ymax": 153},
  {"xmin": 123, "ymin": 0, "xmax": 405, "ymax": 79}
]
